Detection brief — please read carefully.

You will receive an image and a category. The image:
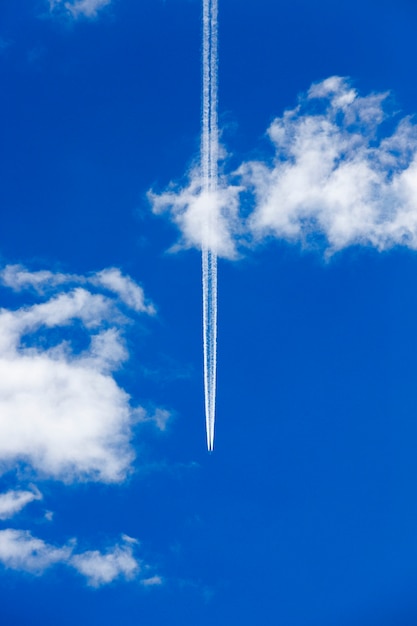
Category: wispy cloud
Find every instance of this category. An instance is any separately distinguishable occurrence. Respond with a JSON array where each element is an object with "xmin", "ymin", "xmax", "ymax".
[
  {"xmin": 0, "ymin": 530, "xmax": 157, "ymax": 587},
  {"xmin": 141, "ymin": 575, "xmax": 163, "ymax": 587},
  {"xmin": 48, "ymin": 0, "xmax": 111, "ymax": 19},
  {"xmin": 0, "ymin": 265, "xmax": 162, "ymax": 483},
  {"xmin": 0, "ymin": 529, "xmax": 71, "ymax": 574},
  {"xmin": 150, "ymin": 77, "xmax": 417, "ymax": 258},
  {"xmin": 70, "ymin": 540, "xmax": 139, "ymax": 587},
  {"xmin": 0, "ymin": 487, "xmax": 42, "ymax": 520},
  {"xmin": 1, "ymin": 265, "xmax": 154, "ymax": 314}
]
